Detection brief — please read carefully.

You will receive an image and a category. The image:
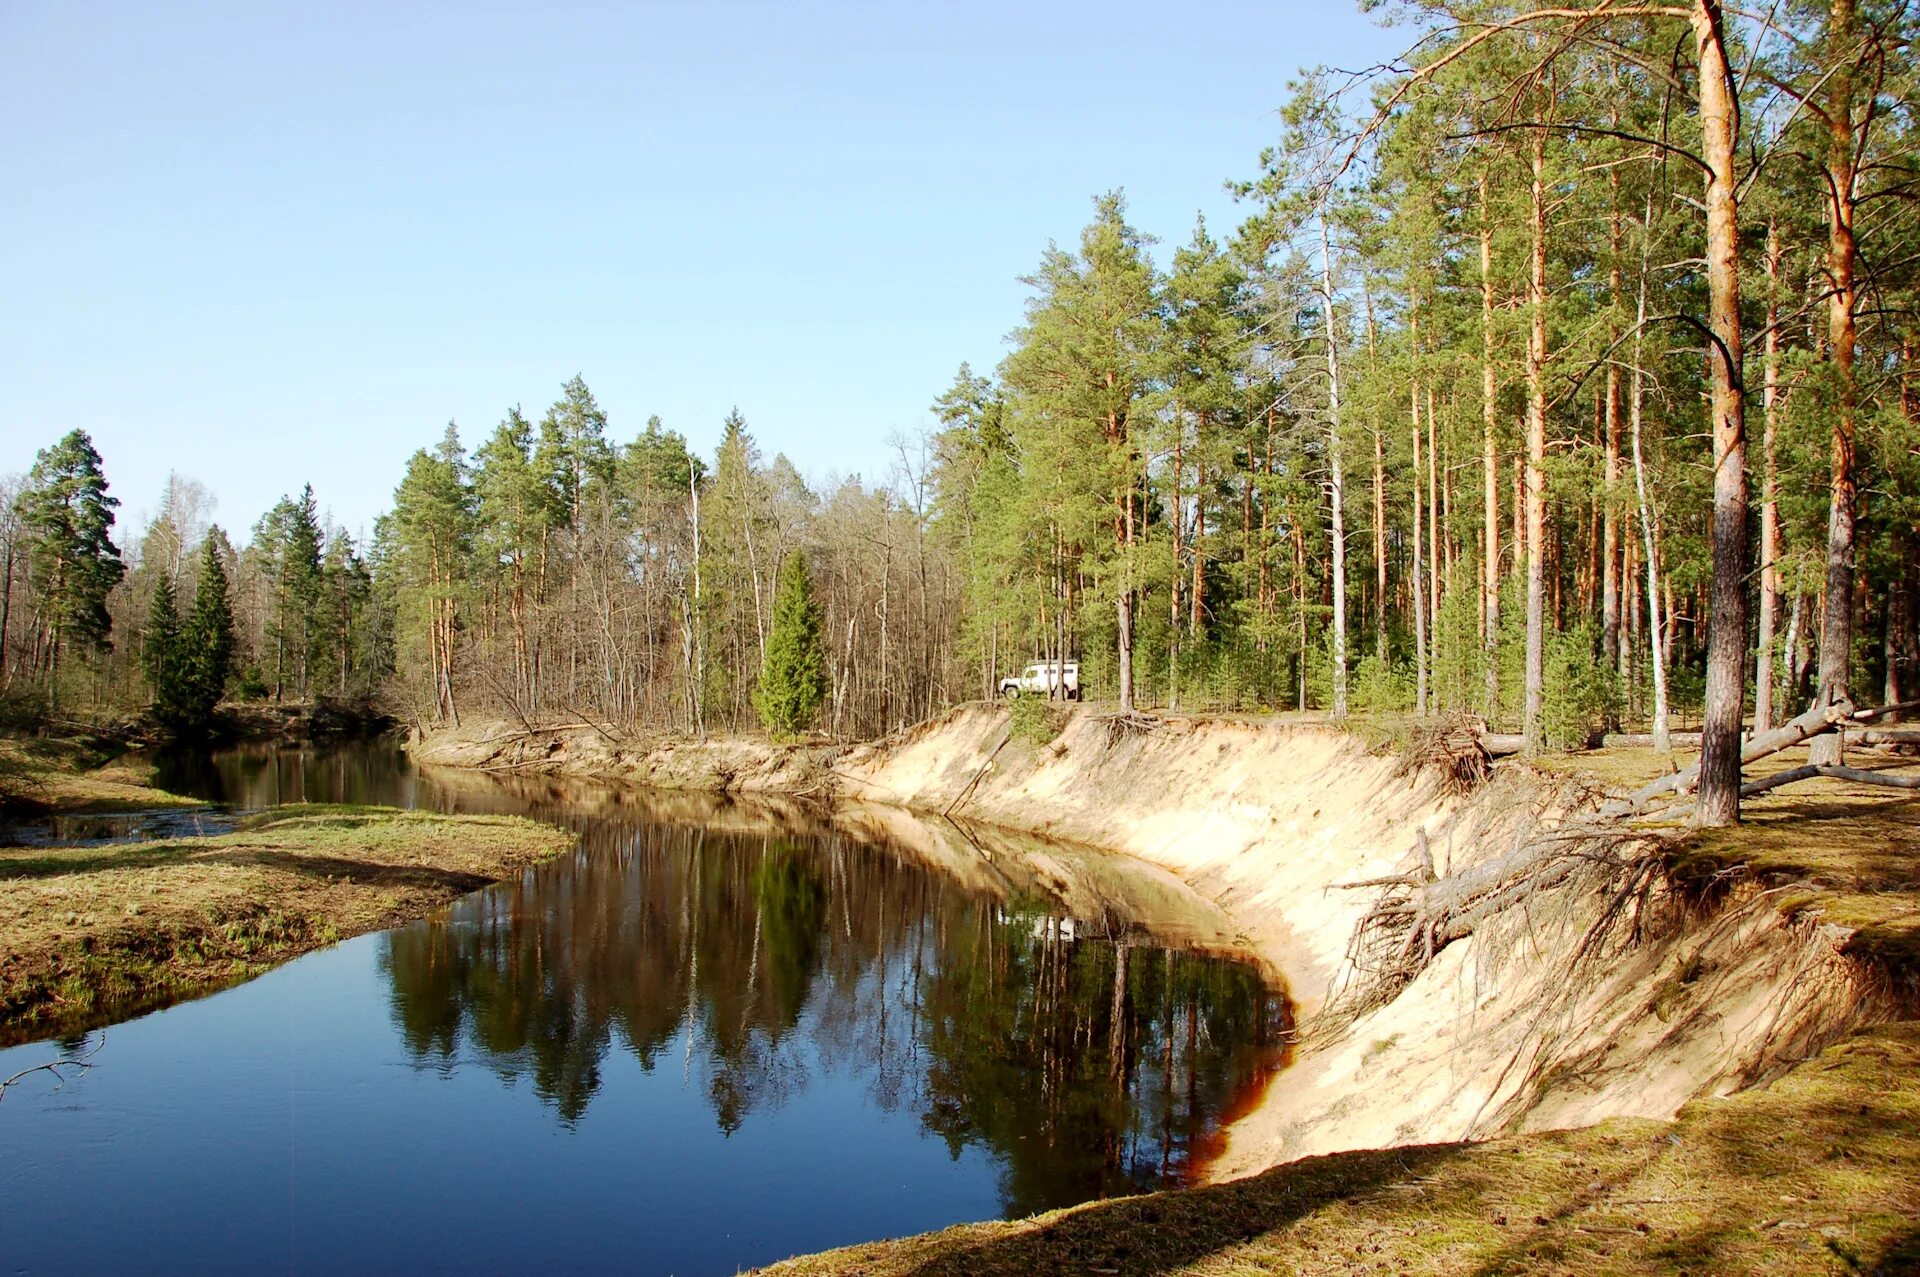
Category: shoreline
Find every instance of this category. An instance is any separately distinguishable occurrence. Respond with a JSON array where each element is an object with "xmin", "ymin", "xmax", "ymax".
[{"xmin": 0, "ymin": 800, "xmax": 573, "ymax": 1046}]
